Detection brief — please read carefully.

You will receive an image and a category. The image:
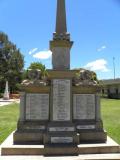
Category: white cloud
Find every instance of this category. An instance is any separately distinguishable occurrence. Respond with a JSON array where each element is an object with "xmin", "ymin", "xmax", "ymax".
[
  {"xmin": 84, "ymin": 59, "xmax": 110, "ymax": 72},
  {"xmin": 29, "ymin": 48, "xmax": 38, "ymax": 55},
  {"xmin": 97, "ymin": 45, "xmax": 107, "ymax": 52},
  {"xmin": 33, "ymin": 50, "xmax": 52, "ymax": 59}
]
